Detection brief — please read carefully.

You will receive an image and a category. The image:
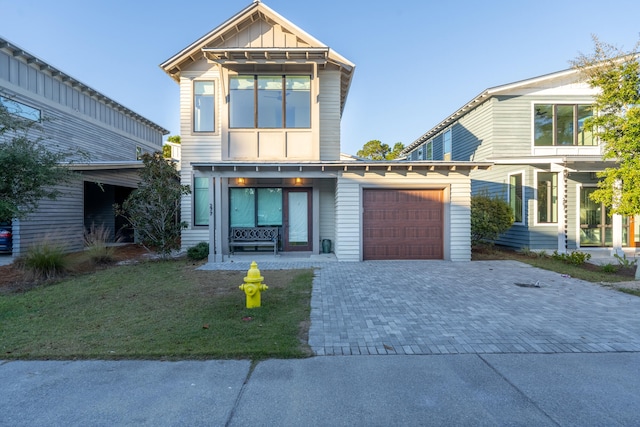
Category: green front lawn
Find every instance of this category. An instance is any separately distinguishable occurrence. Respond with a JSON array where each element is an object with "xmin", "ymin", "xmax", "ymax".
[{"xmin": 0, "ymin": 260, "xmax": 314, "ymax": 360}]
